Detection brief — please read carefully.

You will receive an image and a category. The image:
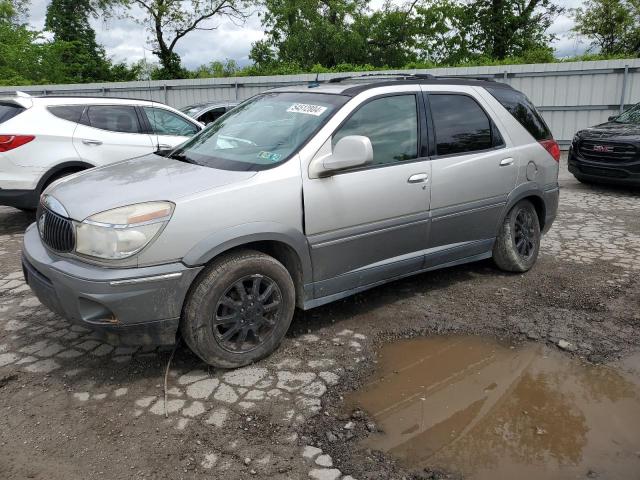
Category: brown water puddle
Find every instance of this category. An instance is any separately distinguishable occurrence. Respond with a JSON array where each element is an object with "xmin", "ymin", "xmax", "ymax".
[{"xmin": 347, "ymin": 336, "xmax": 640, "ymax": 479}]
